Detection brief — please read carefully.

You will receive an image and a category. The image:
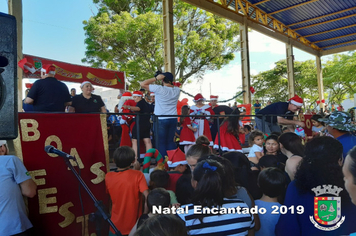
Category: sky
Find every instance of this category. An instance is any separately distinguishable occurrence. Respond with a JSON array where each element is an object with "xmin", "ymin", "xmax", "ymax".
[{"xmin": 0, "ymin": 0, "xmax": 329, "ymax": 108}]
